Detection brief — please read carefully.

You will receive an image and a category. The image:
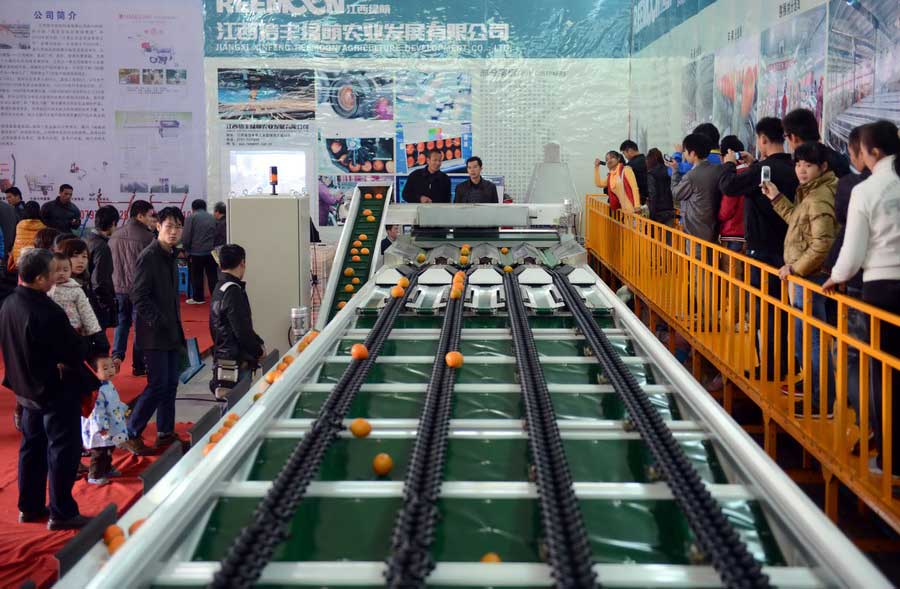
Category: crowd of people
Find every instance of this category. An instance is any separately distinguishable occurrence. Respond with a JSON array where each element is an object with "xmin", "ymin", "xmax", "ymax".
[
  {"xmin": 597, "ymin": 110, "xmax": 900, "ymax": 475},
  {"xmin": 0, "ymin": 190, "xmax": 265, "ymax": 531}
]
